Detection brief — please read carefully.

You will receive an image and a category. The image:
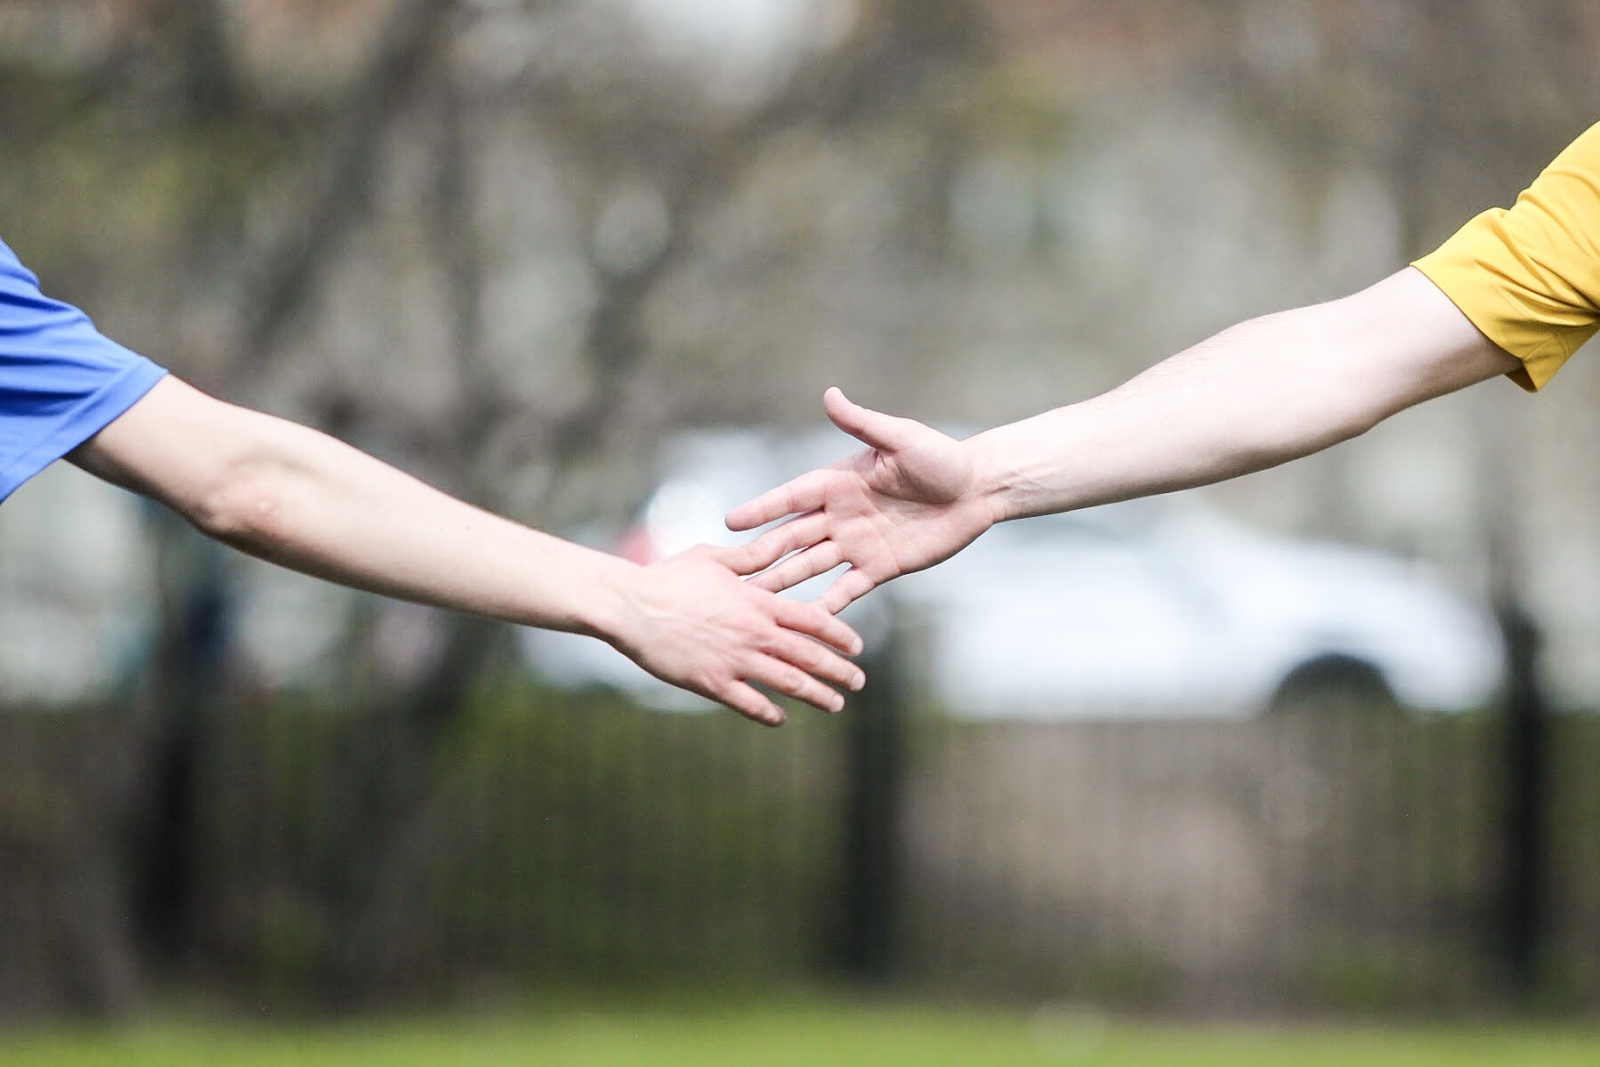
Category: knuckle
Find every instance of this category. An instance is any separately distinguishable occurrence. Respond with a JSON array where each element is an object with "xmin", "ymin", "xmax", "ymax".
[
  {"xmin": 774, "ymin": 664, "xmax": 808, "ymax": 695},
  {"xmin": 797, "ymin": 643, "xmax": 830, "ymax": 672},
  {"xmin": 821, "ymin": 655, "xmax": 854, "ymax": 682},
  {"xmin": 793, "ymin": 604, "xmax": 829, "ymax": 629}
]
